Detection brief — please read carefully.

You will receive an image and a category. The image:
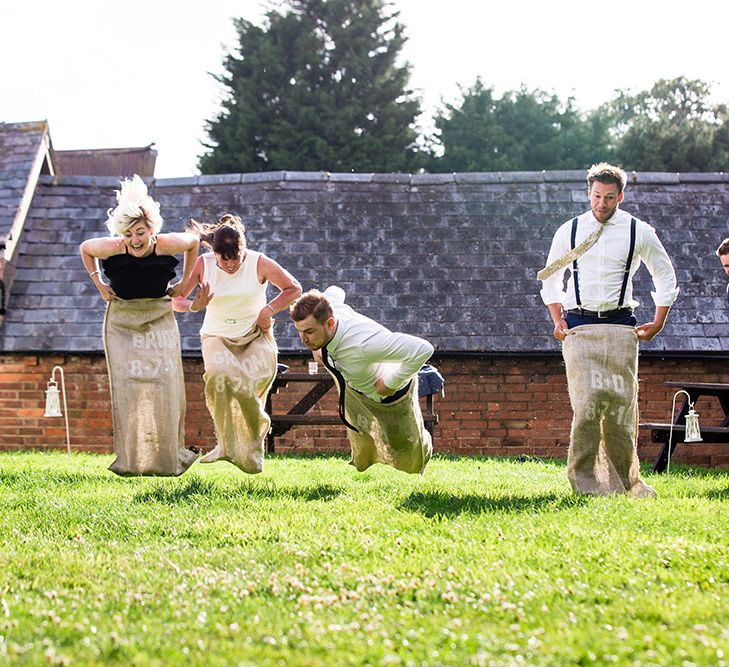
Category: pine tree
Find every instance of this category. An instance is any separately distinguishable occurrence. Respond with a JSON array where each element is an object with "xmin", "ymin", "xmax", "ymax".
[{"xmin": 199, "ymin": 0, "xmax": 421, "ymax": 174}]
